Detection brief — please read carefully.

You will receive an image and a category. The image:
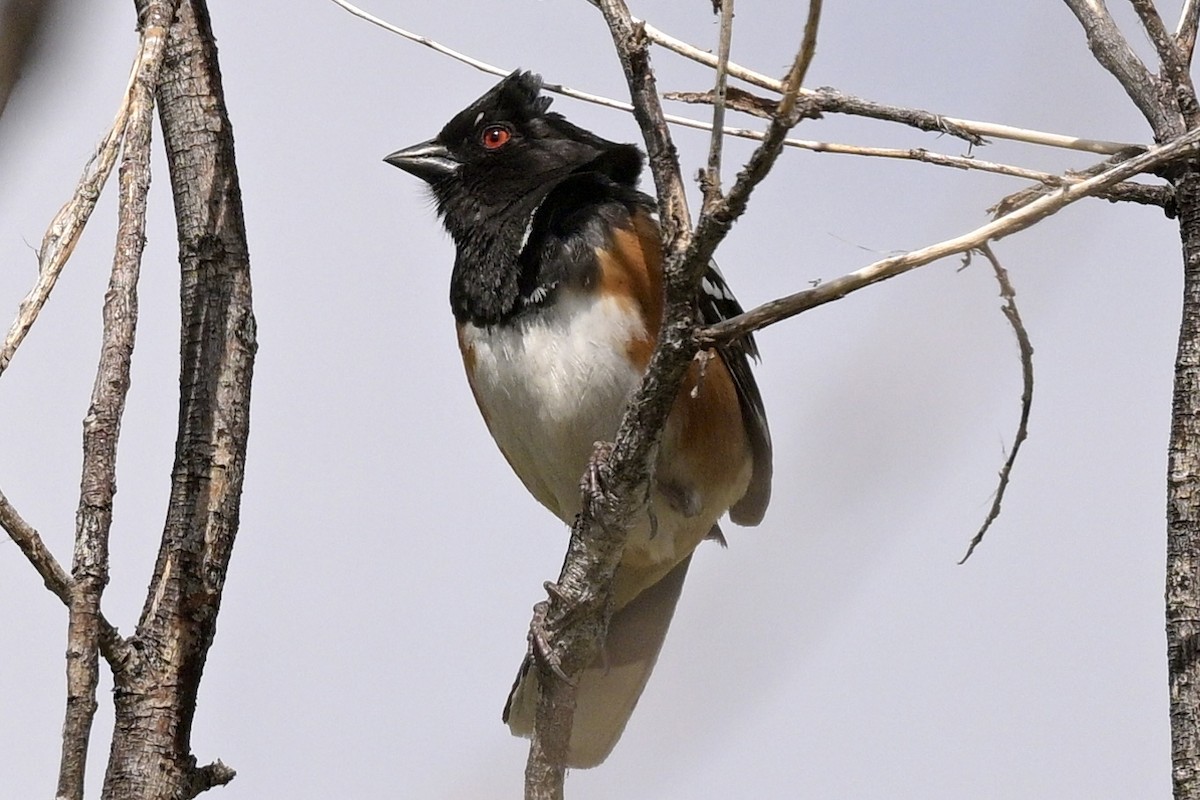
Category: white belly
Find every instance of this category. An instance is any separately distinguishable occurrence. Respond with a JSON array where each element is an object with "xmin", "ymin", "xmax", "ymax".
[{"xmin": 460, "ymin": 290, "xmax": 646, "ymax": 522}]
